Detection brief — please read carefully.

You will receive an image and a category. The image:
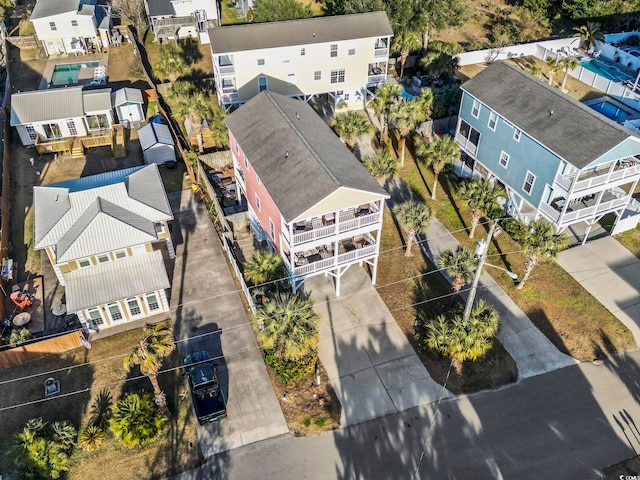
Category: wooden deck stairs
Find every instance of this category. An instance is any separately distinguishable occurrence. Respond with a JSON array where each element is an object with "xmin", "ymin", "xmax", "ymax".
[
  {"xmin": 112, "ymin": 124, "xmax": 127, "ymax": 158},
  {"xmin": 70, "ymin": 138, "xmax": 84, "ymax": 158}
]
